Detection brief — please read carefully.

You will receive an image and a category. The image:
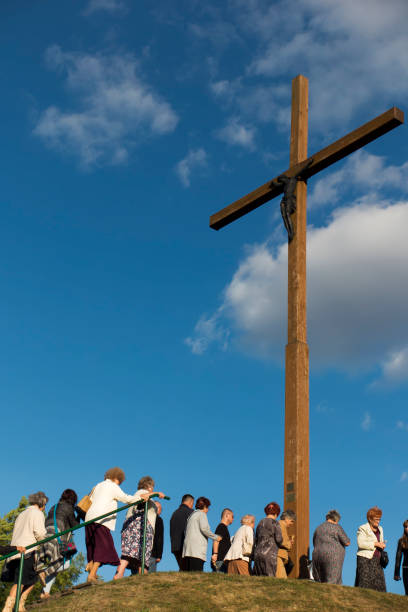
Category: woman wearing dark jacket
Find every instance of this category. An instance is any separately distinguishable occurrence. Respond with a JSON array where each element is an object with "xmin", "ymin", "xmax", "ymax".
[
  {"xmin": 394, "ymin": 519, "xmax": 408, "ymax": 595},
  {"xmin": 37, "ymin": 489, "xmax": 81, "ymax": 599}
]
